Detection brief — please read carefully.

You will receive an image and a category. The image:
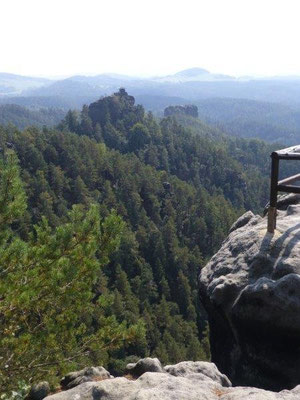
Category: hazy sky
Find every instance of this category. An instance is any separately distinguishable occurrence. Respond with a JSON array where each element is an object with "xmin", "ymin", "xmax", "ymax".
[{"xmin": 1, "ymin": 0, "xmax": 300, "ymax": 78}]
